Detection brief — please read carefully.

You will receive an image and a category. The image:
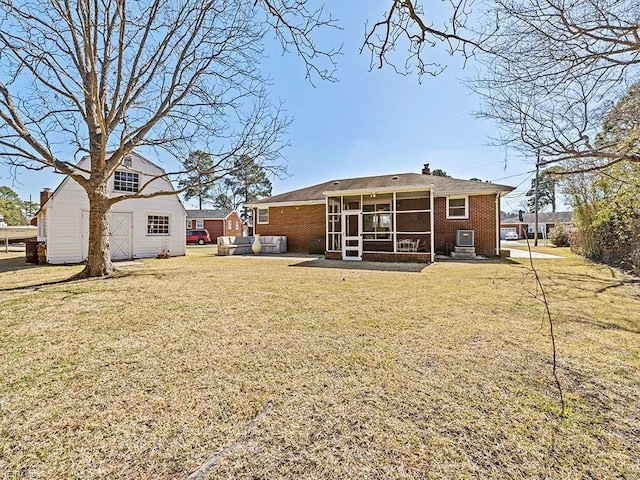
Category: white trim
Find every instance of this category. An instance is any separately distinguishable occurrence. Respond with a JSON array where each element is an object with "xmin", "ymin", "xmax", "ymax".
[
  {"xmin": 495, "ymin": 194, "xmax": 500, "ymax": 256},
  {"xmin": 325, "ymin": 197, "xmax": 329, "ymax": 253},
  {"xmin": 187, "ymin": 219, "xmax": 193, "ymax": 229},
  {"xmin": 392, "ymin": 192, "xmax": 397, "ymax": 252},
  {"xmin": 146, "ymin": 213, "xmax": 171, "ymax": 236},
  {"xmin": 325, "ymin": 185, "xmax": 434, "ymax": 197},
  {"xmin": 257, "ymin": 207, "xmax": 269, "ymax": 224},
  {"xmin": 435, "ymin": 189, "xmax": 511, "ymax": 196},
  {"xmin": 342, "ymin": 210, "xmax": 362, "ymax": 261},
  {"xmin": 247, "ymin": 189, "xmax": 509, "ymax": 210},
  {"xmin": 246, "ymin": 199, "xmax": 325, "ymax": 208},
  {"xmin": 195, "ymin": 219, "xmax": 204, "ymax": 229},
  {"xmin": 446, "ymin": 195, "xmax": 468, "ymax": 220},
  {"xmin": 430, "ymin": 189, "xmax": 435, "ymax": 262}
]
